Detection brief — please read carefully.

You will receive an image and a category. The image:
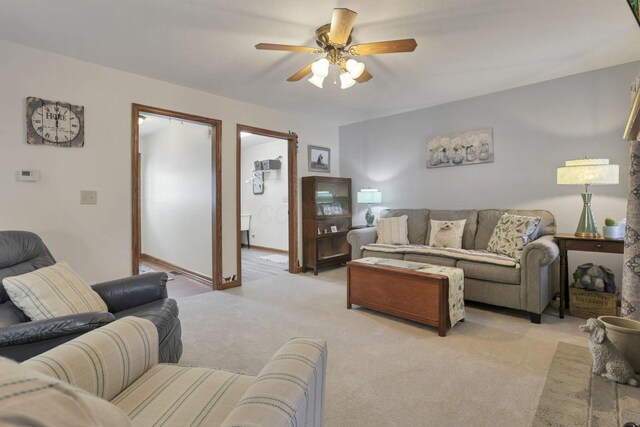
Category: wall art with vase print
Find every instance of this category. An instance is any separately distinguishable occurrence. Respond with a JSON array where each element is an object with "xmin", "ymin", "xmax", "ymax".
[{"xmin": 426, "ymin": 128, "xmax": 494, "ymax": 169}]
